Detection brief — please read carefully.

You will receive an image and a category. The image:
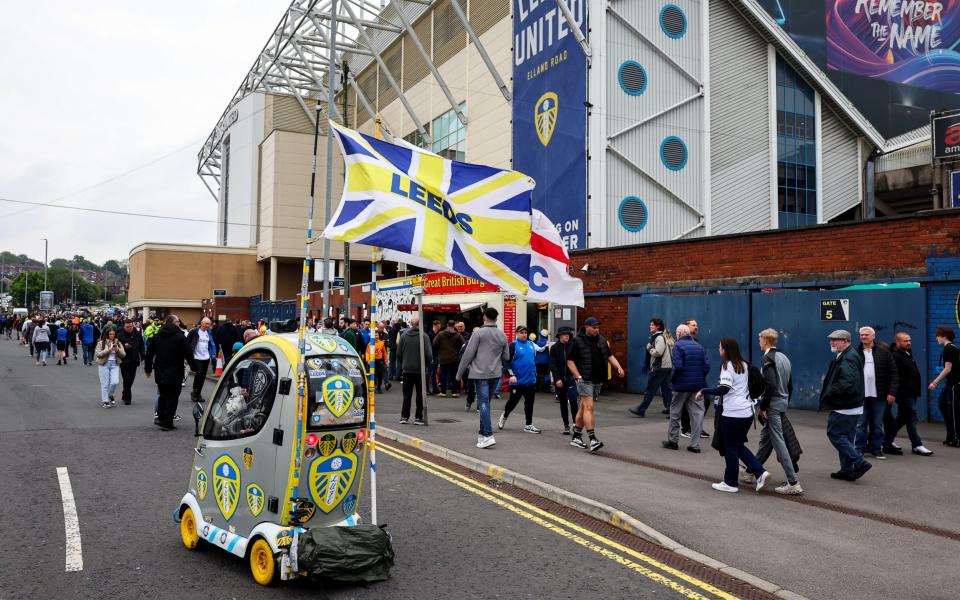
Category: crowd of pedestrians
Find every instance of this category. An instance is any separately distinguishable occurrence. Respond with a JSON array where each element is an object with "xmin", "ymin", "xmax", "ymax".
[
  {"xmin": 4, "ymin": 308, "xmax": 957, "ymax": 496},
  {"xmin": 2, "ymin": 311, "xmax": 262, "ymax": 430}
]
